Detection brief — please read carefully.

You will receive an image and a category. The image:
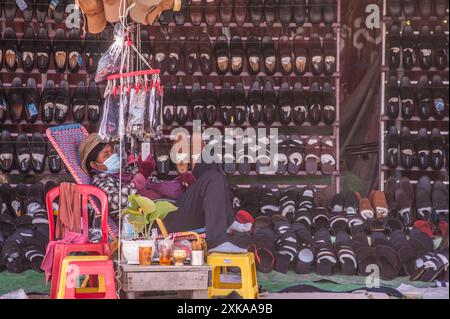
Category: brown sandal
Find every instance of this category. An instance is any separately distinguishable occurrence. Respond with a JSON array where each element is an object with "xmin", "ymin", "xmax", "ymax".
[
  {"xmin": 305, "ymin": 135, "xmax": 321, "ymax": 175},
  {"xmin": 320, "ymin": 136, "xmax": 336, "ymax": 175}
]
